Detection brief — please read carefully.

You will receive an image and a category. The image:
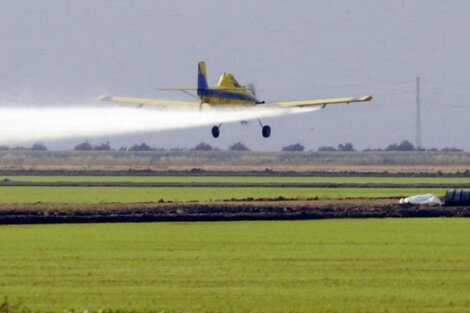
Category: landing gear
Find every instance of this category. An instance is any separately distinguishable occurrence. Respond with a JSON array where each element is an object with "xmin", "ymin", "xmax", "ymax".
[
  {"xmin": 262, "ymin": 125, "xmax": 271, "ymax": 138},
  {"xmin": 211, "ymin": 125, "xmax": 220, "ymax": 138},
  {"xmin": 212, "ymin": 122, "xmax": 270, "ymax": 138},
  {"xmin": 258, "ymin": 119, "xmax": 271, "ymax": 138}
]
